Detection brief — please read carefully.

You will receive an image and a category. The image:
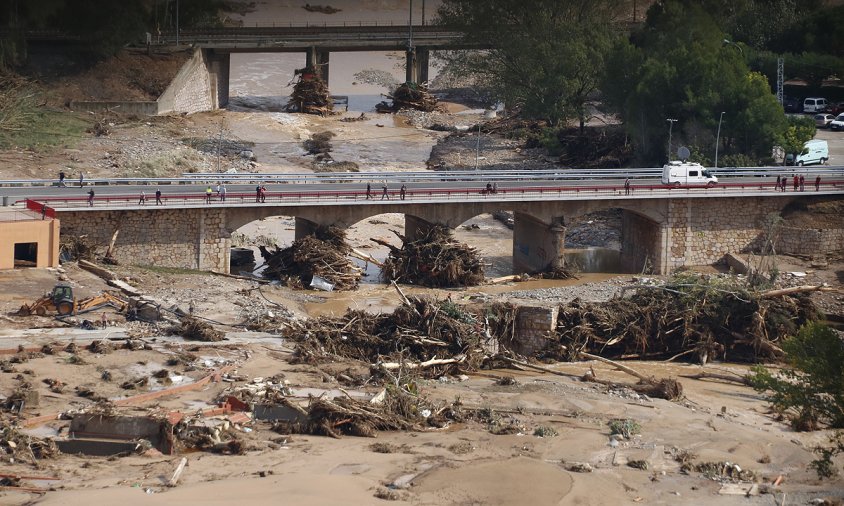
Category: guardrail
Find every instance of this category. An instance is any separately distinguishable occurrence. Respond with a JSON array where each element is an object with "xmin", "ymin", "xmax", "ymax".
[
  {"xmin": 4, "ymin": 166, "xmax": 843, "ymax": 189},
  {"xmin": 21, "ymin": 180, "xmax": 844, "ymax": 210}
]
